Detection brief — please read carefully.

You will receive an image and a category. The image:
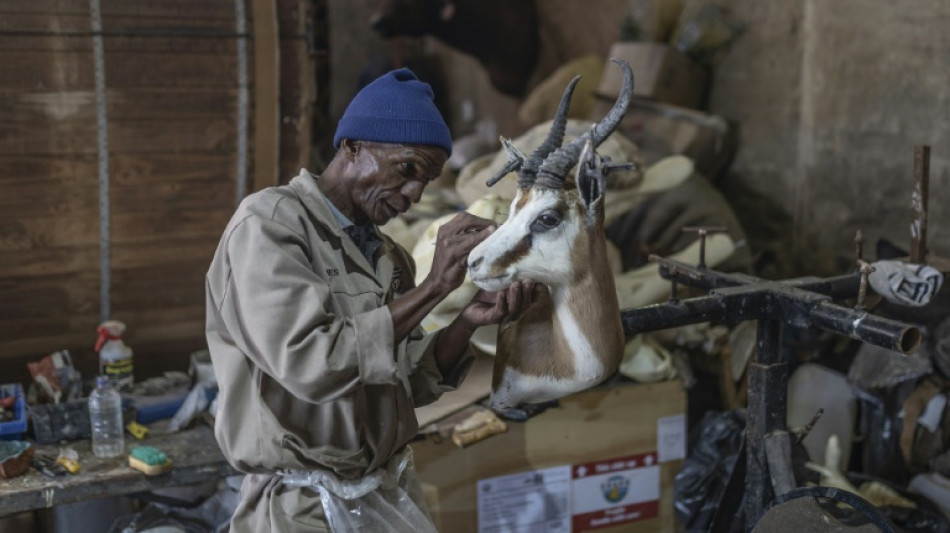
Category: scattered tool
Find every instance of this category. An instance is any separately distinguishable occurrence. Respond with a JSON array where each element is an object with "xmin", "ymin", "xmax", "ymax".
[
  {"xmin": 451, "ymin": 409, "xmax": 508, "ymax": 448},
  {"xmin": 128, "ymin": 446, "xmax": 172, "ymax": 475}
]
